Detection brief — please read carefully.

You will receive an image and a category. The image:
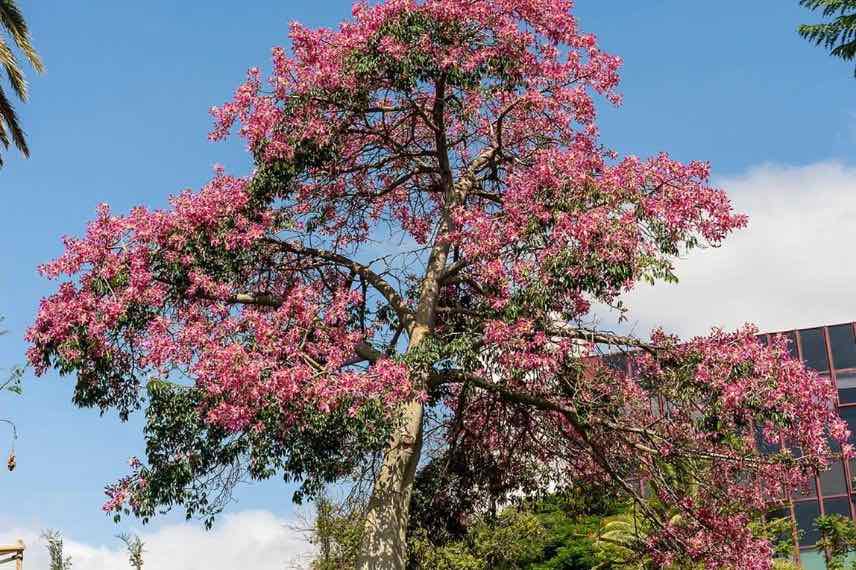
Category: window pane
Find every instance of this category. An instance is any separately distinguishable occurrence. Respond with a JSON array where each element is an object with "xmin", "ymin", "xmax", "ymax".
[
  {"xmin": 767, "ymin": 507, "xmax": 789, "ymax": 522},
  {"xmin": 794, "ymin": 501, "xmax": 821, "ymax": 546},
  {"xmin": 792, "ymin": 475, "xmax": 817, "ymax": 499},
  {"xmin": 755, "ymin": 425, "xmax": 779, "ymax": 456},
  {"xmin": 765, "ymin": 506, "xmax": 796, "ymax": 555},
  {"xmin": 800, "ymin": 328, "xmax": 829, "ymax": 372},
  {"xmin": 824, "ymin": 496, "xmax": 851, "ymax": 519},
  {"xmin": 821, "ymin": 461, "xmax": 848, "ymax": 495},
  {"xmin": 840, "ymin": 407, "xmax": 856, "ymax": 441},
  {"xmin": 757, "ymin": 334, "xmax": 769, "ymax": 347},
  {"xmin": 777, "ymin": 332, "xmax": 798, "ymax": 360},
  {"xmin": 838, "ymin": 372, "xmax": 856, "ymax": 405},
  {"xmin": 603, "ymin": 353, "xmax": 628, "ymax": 374},
  {"xmin": 830, "ymin": 324, "xmax": 856, "ymax": 370}
]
